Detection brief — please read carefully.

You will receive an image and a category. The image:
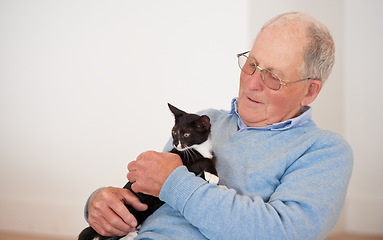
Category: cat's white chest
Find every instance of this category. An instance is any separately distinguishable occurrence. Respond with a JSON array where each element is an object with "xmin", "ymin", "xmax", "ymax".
[{"xmin": 192, "ymin": 138, "xmax": 213, "ymax": 159}]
